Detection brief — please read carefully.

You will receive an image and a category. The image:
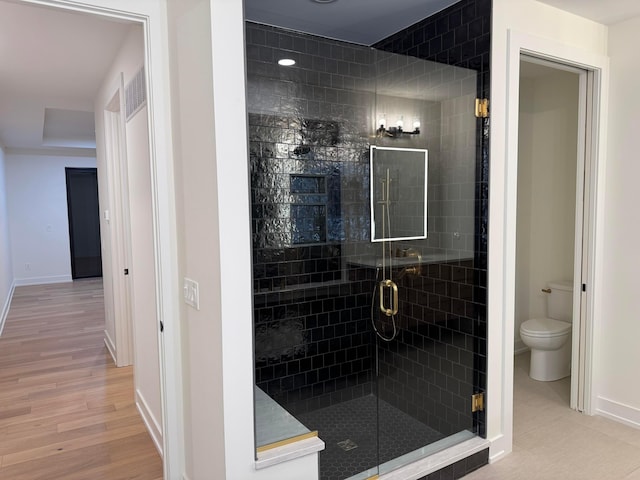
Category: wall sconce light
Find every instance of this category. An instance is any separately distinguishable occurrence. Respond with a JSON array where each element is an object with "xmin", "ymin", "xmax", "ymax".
[{"xmin": 377, "ymin": 115, "xmax": 420, "ymax": 137}]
